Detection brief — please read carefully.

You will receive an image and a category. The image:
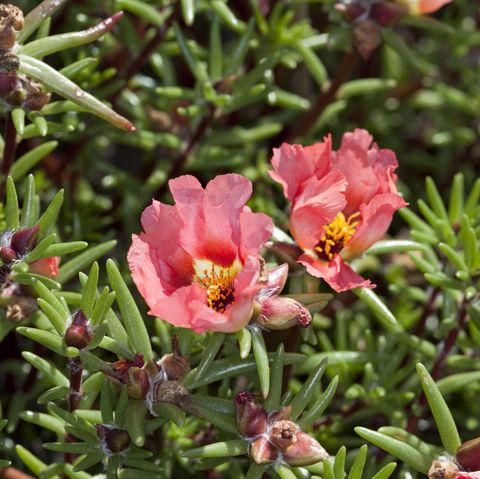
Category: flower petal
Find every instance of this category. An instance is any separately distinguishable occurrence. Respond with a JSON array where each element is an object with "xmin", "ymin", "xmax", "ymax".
[
  {"xmin": 345, "ymin": 192, "xmax": 408, "ymax": 258},
  {"xmin": 269, "ymin": 137, "xmax": 332, "ymax": 201},
  {"xmin": 299, "ymin": 253, "xmax": 374, "ymax": 292},
  {"xmin": 239, "ymin": 210, "xmax": 273, "ymax": 260},
  {"xmin": 290, "ymin": 171, "xmax": 347, "ymax": 250}
]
